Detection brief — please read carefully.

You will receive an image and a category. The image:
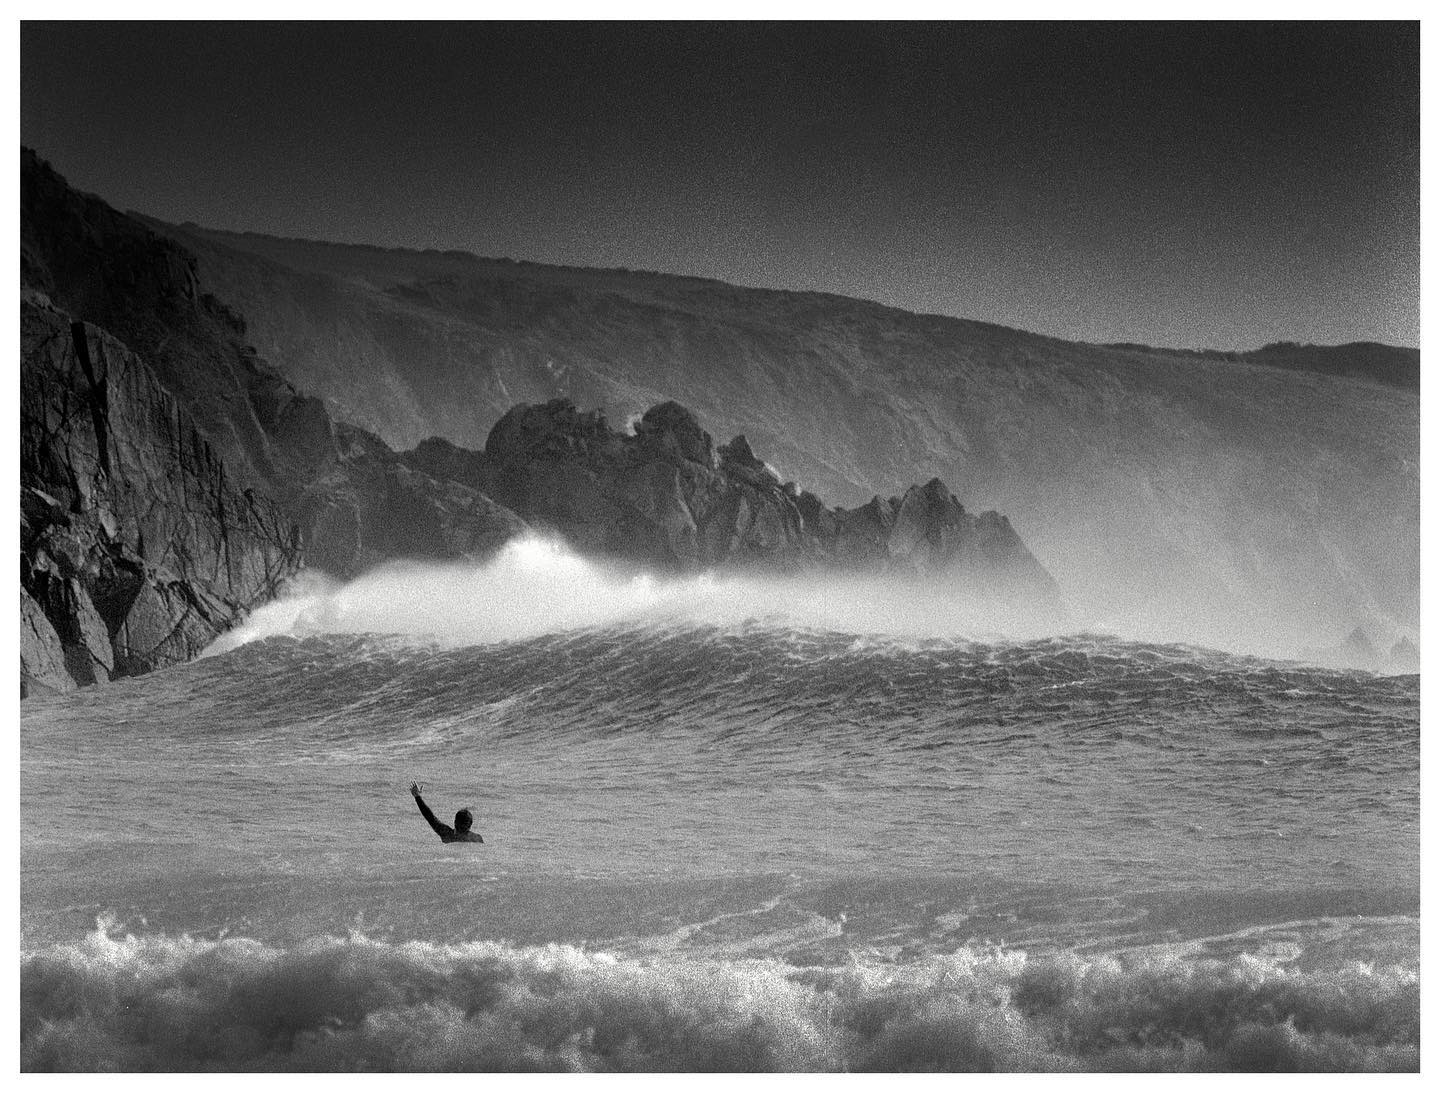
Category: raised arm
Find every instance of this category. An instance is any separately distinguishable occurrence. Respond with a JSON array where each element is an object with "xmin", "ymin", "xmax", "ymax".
[{"xmin": 411, "ymin": 783, "xmax": 453, "ymax": 839}]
